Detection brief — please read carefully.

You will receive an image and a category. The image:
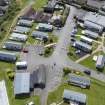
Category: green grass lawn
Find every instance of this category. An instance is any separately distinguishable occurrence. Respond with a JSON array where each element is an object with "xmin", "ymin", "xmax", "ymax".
[
  {"xmin": 47, "ymin": 77, "xmax": 105, "ymax": 105},
  {"xmin": 80, "ymin": 51, "xmax": 105, "ymax": 74},
  {"xmin": 0, "ymin": 62, "xmax": 40, "ymax": 105},
  {"xmin": 67, "ymin": 46, "xmax": 80, "ymax": 61},
  {"xmin": 33, "ymin": 0, "xmax": 48, "ymax": 10}
]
